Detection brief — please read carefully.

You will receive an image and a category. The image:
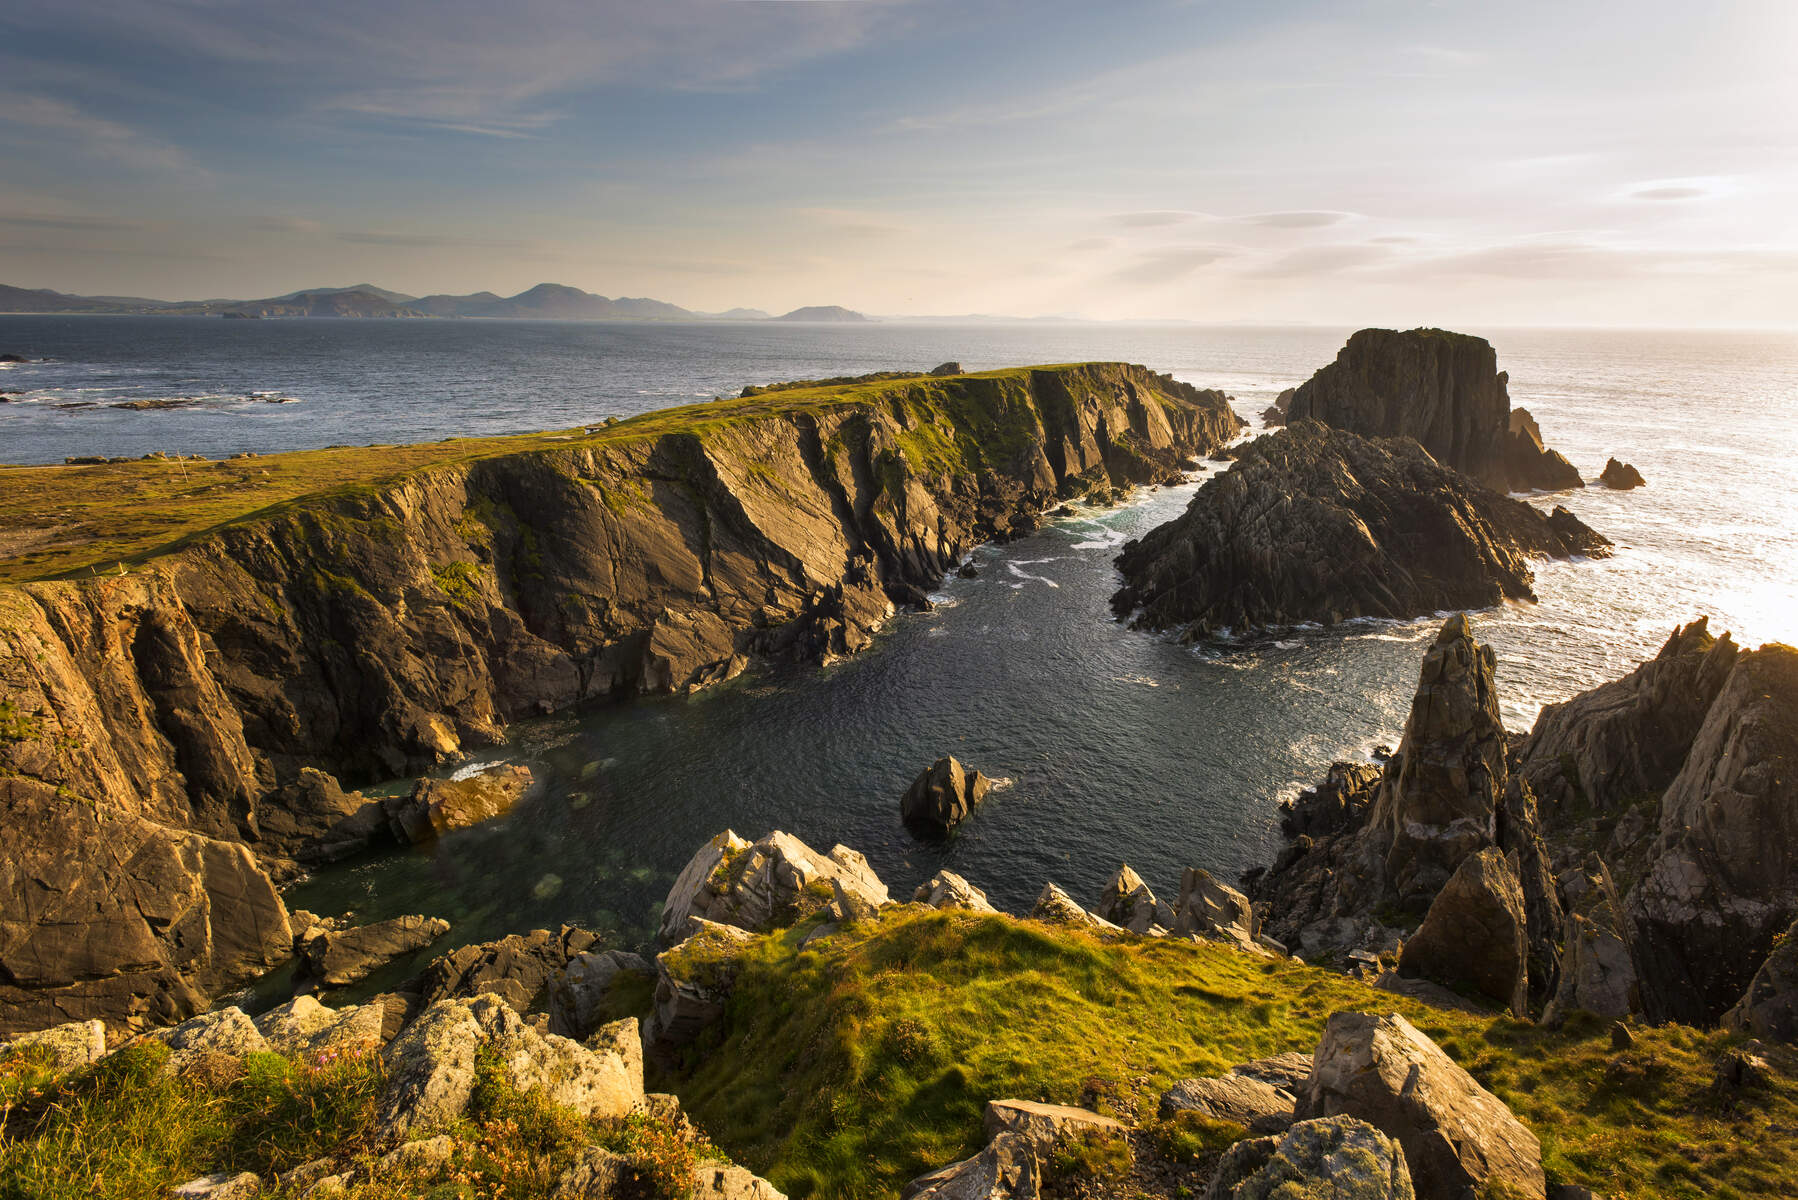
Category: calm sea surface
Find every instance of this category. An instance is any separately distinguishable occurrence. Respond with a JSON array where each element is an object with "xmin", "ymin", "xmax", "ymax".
[{"xmin": 4, "ymin": 316, "xmax": 1795, "ymax": 970}]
